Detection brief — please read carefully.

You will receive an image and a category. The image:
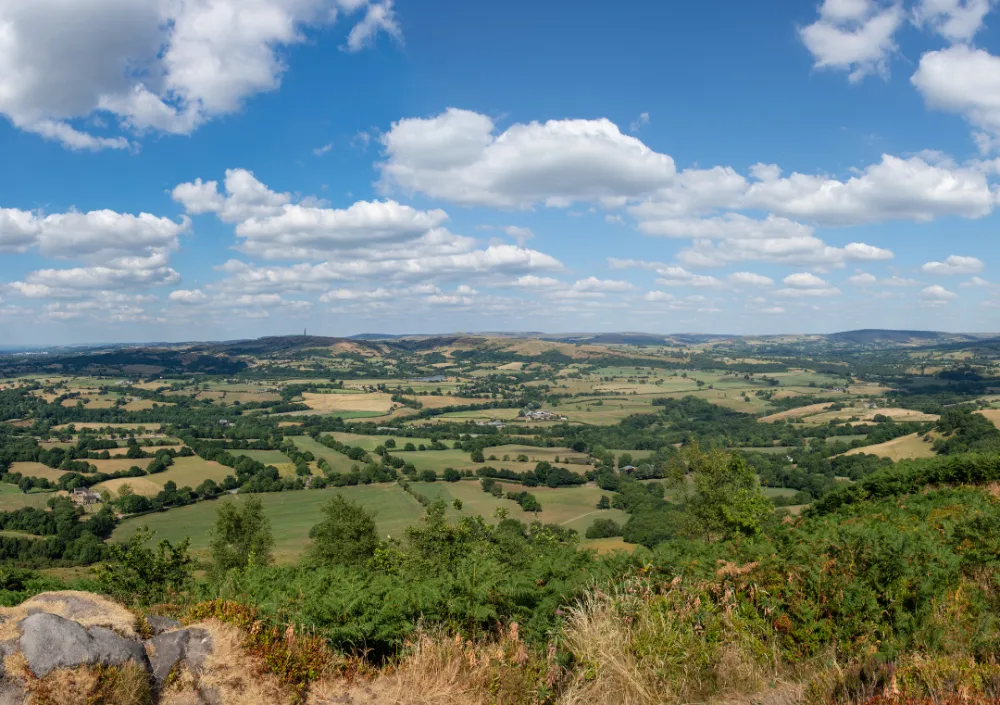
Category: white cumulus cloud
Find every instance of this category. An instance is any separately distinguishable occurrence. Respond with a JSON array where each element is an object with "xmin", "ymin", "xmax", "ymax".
[
  {"xmin": 378, "ymin": 108, "xmax": 676, "ymax": 208},
  {"xmin": 0, "ymin": 0, "xmax": 401, "ymax": 150},
  {"xmin": 799, "ymin": 0, "xmax": 905, "ymax": 82},
  {"xmin": 921, "ymin": 254, "xmax": 985, "ymax": 275}
]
